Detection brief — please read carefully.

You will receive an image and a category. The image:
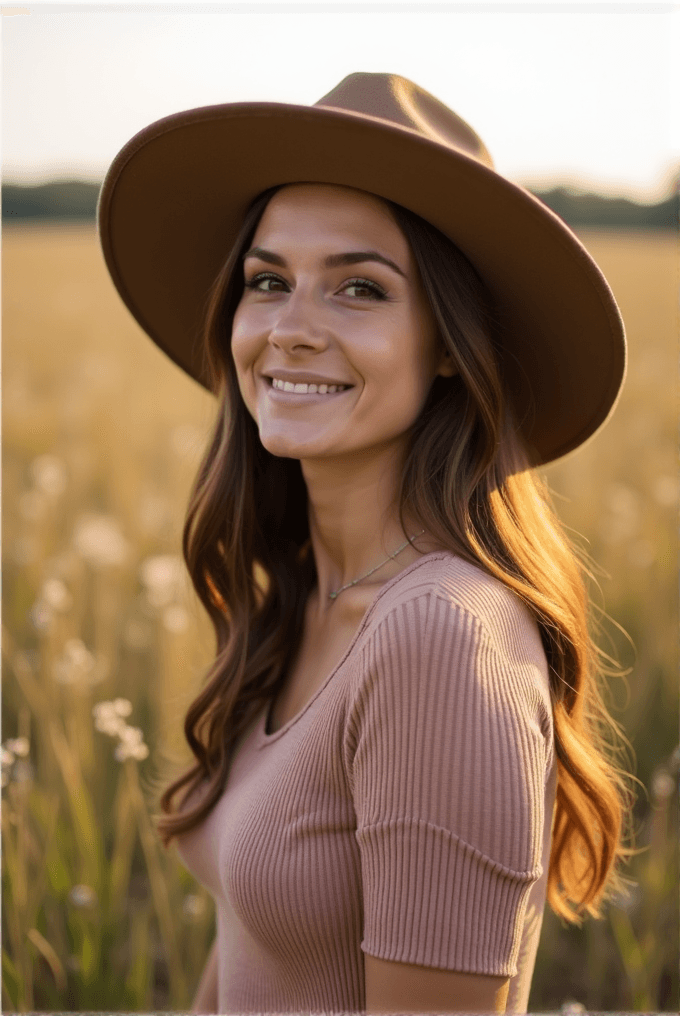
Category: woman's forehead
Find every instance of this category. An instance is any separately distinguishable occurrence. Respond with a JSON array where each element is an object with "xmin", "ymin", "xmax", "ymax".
[{"xmin": 253, "ymin": 183, "xmax": 408, "ymax": 253}]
